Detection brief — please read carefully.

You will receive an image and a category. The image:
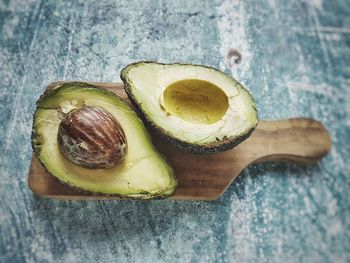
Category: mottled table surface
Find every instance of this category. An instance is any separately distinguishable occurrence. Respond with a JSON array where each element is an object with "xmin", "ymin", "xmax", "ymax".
[{"xmin": 1, "ymin": 0, "xmax": 349, "ymax": 262}]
